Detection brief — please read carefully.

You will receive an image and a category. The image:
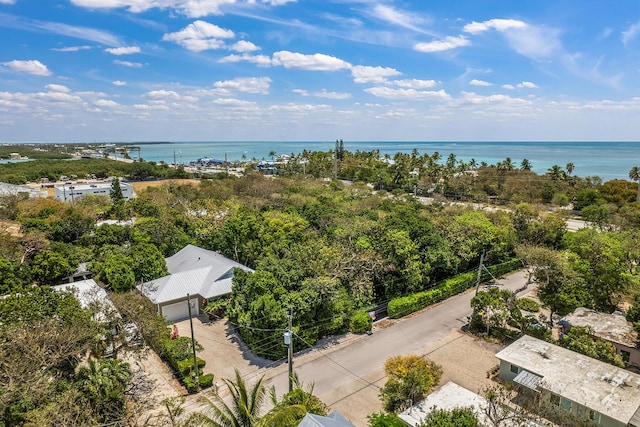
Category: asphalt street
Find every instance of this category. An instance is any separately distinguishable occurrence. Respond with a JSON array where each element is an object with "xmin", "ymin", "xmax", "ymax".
[{"xmin": 262, "ymin": 269, "xmax": 532, "ymax": 413}]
